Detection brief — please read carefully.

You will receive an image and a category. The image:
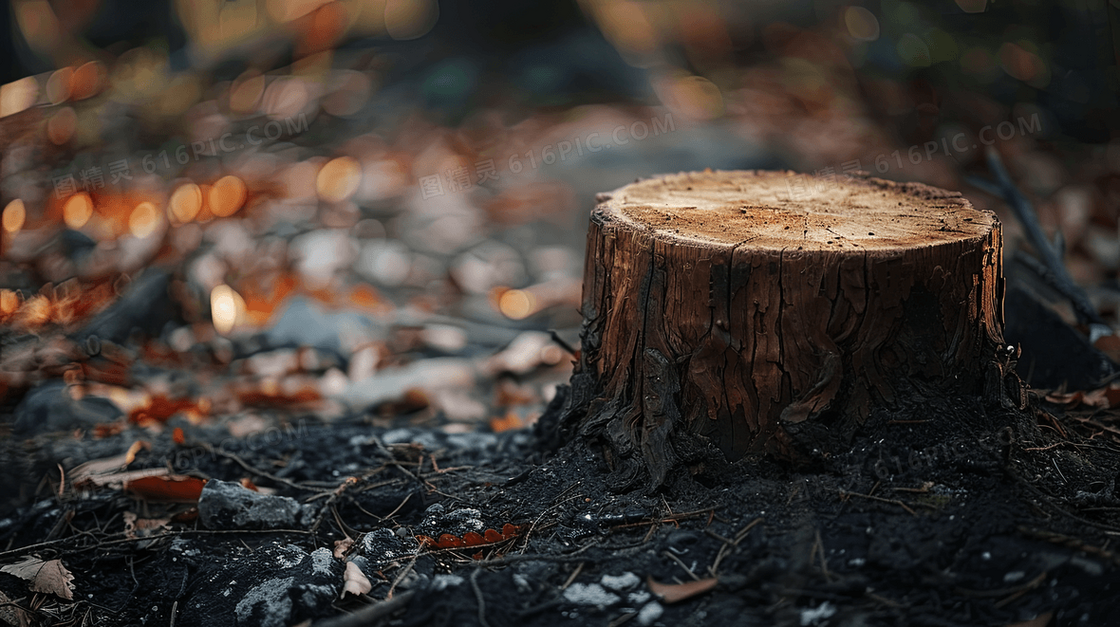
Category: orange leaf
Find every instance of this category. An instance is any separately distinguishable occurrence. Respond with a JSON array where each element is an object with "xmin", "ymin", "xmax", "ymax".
[
  {"xmin": 124, "ymin": 475, "xmax": 207, "ymax": 502},
  {"xmin": 489, "ymin": 412, "xmax": 523, "ymax": 433},
  {"xmin": 462, "ymin": 532, "xmax": 484, "ymax": 546}
]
